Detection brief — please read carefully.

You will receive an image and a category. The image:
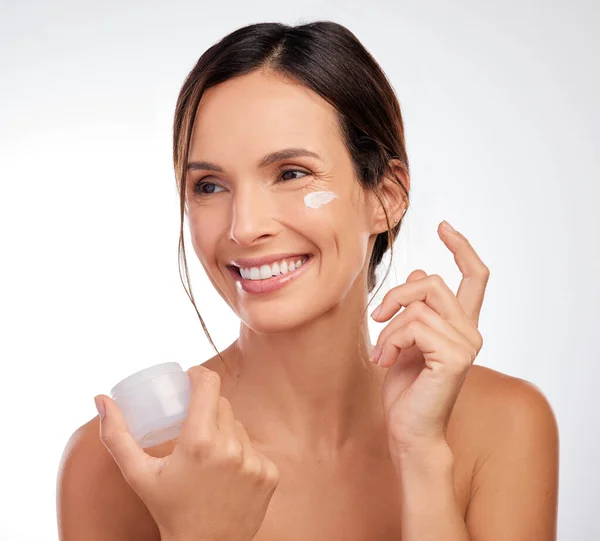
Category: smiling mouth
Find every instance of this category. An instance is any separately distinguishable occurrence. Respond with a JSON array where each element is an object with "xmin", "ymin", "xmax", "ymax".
[
  {"xmin": 224, "ymin": 254, "xmax": 314, "ymax": 295},
  {"xmin": 227, "ymin": 254, "xmax": 313, "ymax": 281}
]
